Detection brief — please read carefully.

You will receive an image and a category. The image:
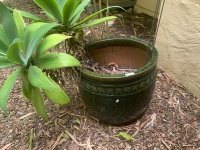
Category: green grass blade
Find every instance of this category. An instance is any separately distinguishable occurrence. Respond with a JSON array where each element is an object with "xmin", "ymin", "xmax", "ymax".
[
  {"xmin": 35, "ymin": 34, "xmax": 71, "ymax": 57},
  {"xmin": 0, "ymin": 2, "xmax": 18, "ymax": 44},
  {"xmin": 43, "ymin": 77, "xmax": 70, "ymax": 105},
  {"xmin": 34, "ymin": 0, "xmax": 62, "ymax": 22},
  {"xmin": 0, "ymin": 56, "xmax": 17, "ymax": 68},
  {"xmin": 0, "ymin": 67, "xmax": 22, "ymax": 112},
  {"xmin": 35, "ymin": 52, "xmax": 80, "ymax": 69},
  {"xmin": 29, "ymin": 85, "xmax": 48, "ymax": 120},
  {"xmin": 75, "ymin": 16, "xmax": 117, "ymax": 29},
  {"xmin": 28, "ymin": 65, "xmax": 59, "ymax": 90},
  {"xmin": 25, "ymin": 23, "xmax": 59, "ymax": 60},
  {"xmin": 62, "ymin": 0, "xmax": 78, "ymax": 26}
]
